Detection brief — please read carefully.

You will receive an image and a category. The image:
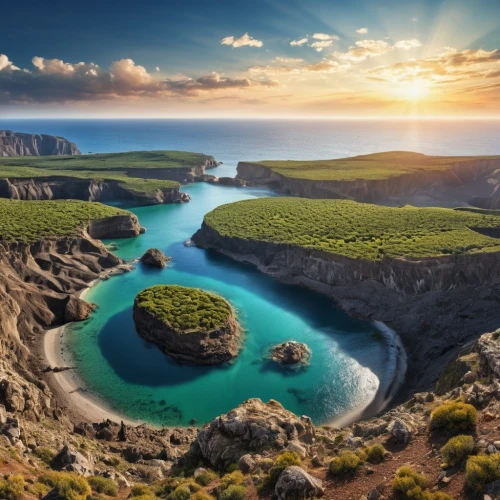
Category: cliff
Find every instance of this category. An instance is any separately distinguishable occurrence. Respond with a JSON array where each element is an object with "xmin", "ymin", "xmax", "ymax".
[
  {"xmin": 0, "ymin": 130, "xmax": 81, "ymax": 156},
  {"xmin": 192, "ymin": 222, "xmax": 500, "ymax": 397},
  {"xmin": 237, "ymin": 158, "xmax": 500, "ymax": 206},
  {"xmin": 0, "ymin": 177, "xmax": 189, "ymax": 205}
]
